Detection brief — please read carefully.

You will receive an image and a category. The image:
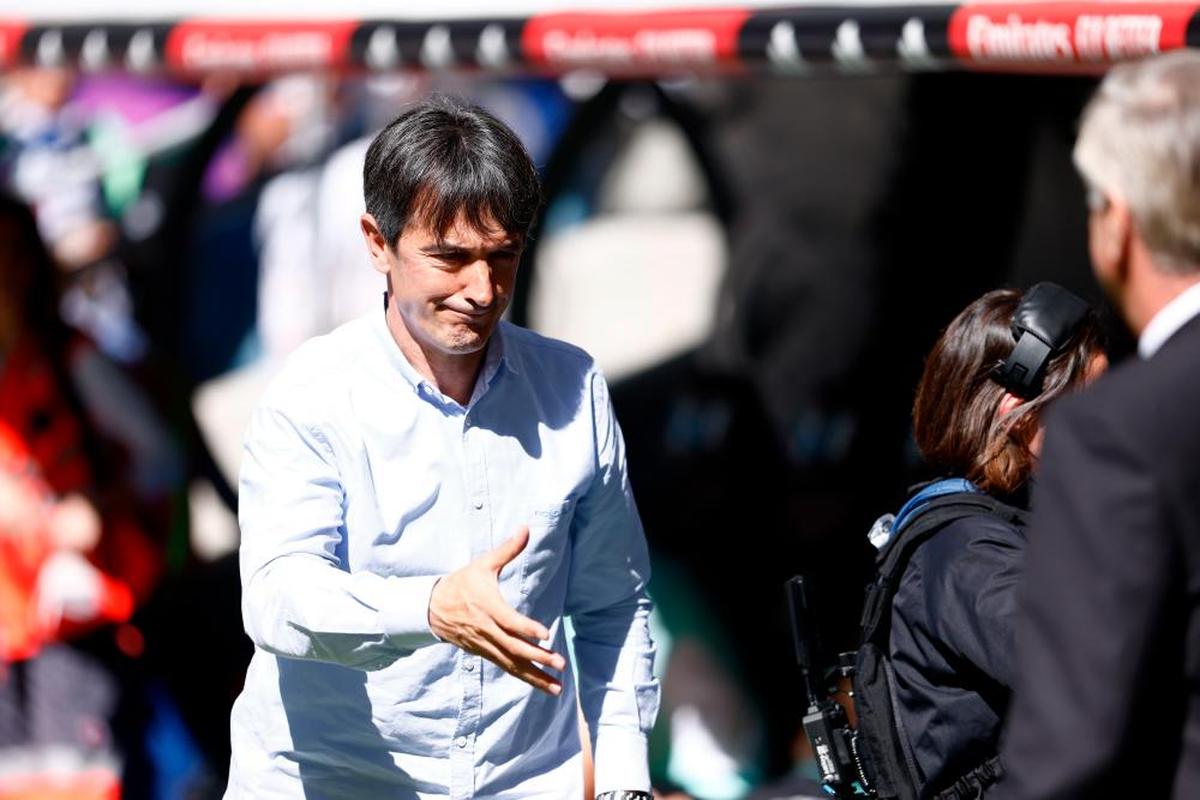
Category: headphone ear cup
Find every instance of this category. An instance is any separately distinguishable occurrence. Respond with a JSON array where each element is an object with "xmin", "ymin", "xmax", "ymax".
[
  {"xmin": 995, "ymin": 332, "xmax": 1052, "ymax": 399},
  {"xmin": 994, "ymin": 282, "xmax": 1091, "ymax": 398}
]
